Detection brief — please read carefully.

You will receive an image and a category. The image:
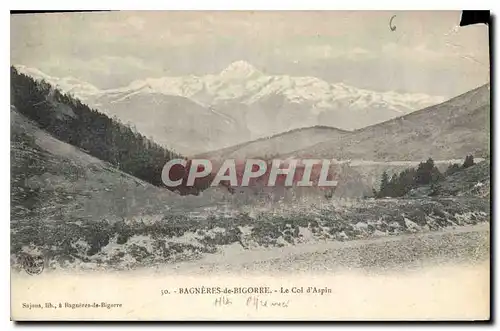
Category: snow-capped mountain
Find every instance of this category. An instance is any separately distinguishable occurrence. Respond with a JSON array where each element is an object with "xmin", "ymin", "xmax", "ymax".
[
  {"xmin": 14, "ymin": 65, "xmax": 100, "ymax": 99},
  {"xmin": 287, "ymin": 83, "xmax": 490, "ymax": 162},
  {"xmin": 96, "ymin": 60, "xmax": 444, "ymax": 114},
  {"xmin": 14, "ymin": 62, "xmax": 447, "ymax": 154}
]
